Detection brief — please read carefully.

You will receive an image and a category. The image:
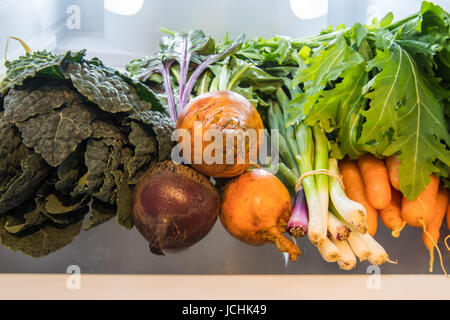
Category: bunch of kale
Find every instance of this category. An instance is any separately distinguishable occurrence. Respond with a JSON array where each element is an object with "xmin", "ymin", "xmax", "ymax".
[{"xmin": 0, "ymin": 49, "xmax": 173, "ymax": 257}]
